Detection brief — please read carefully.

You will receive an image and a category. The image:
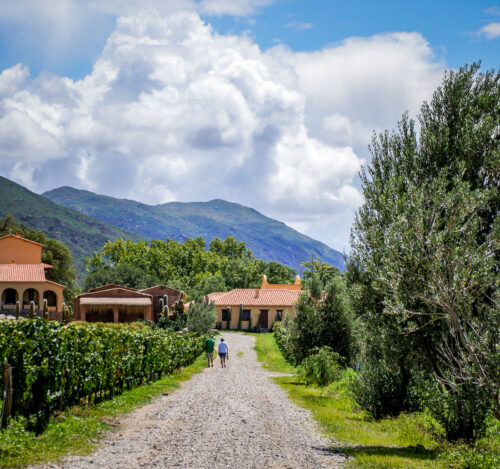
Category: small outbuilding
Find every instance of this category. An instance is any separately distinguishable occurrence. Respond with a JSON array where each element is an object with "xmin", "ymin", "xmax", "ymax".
[{"xmin": 73, "ymin": 284, "xmax": 185, "ymax": 323}]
